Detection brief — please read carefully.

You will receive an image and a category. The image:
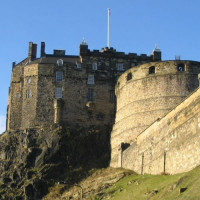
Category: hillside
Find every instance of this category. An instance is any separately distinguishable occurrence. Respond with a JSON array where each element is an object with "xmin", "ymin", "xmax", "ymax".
[
  {"xmin": 44, "ymin": 166, "xmax": 200, "ymax": 200},
  {"xmin": 0, "ymin": 126, "xmax": 111, "ymax": 199},
  {"xmin": 1, "ymin": 126, "xmax": 200, "ymax": 200}
]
